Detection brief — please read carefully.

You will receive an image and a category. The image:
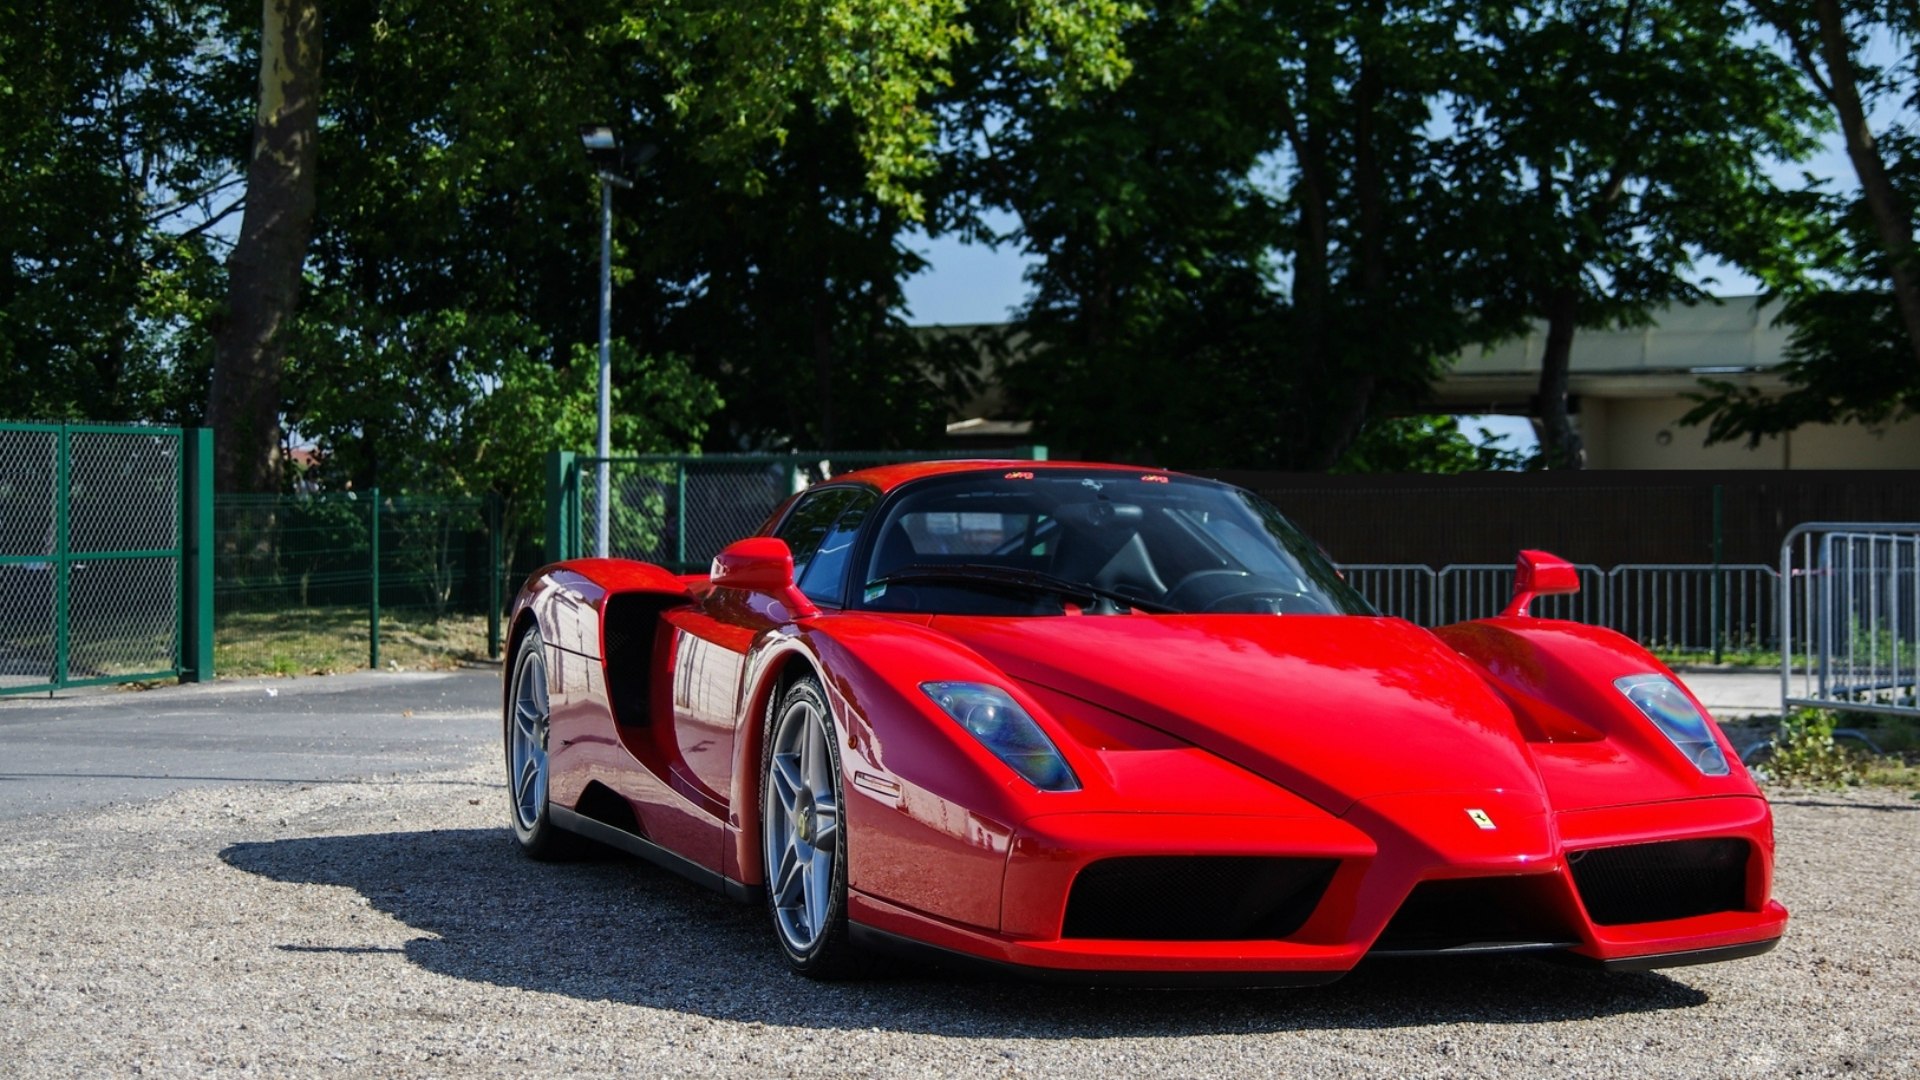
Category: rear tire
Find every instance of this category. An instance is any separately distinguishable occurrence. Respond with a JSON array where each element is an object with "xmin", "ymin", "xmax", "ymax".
[
  {"xmin": 761, "ymin": 675, "xmax": 866, "ymax": 978},
  {"xmin": 505, "ymin": 629, "xmax": 577, "ymax": 859}
]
